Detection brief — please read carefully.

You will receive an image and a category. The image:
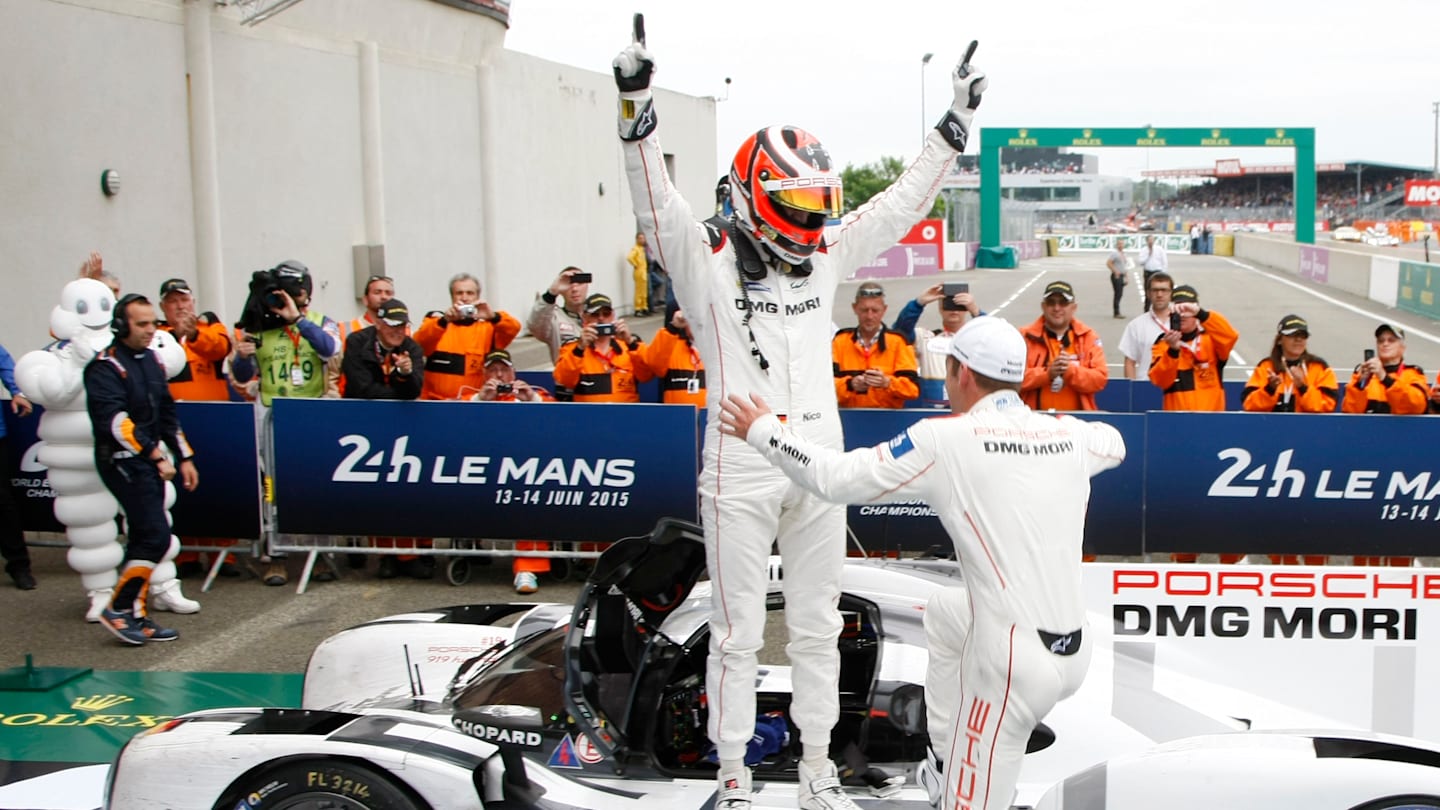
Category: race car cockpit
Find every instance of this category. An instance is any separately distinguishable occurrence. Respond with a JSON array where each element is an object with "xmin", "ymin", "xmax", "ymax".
[{"xmin": 449, "ymin": 518, "xmax": 909, "ymax": 783}]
